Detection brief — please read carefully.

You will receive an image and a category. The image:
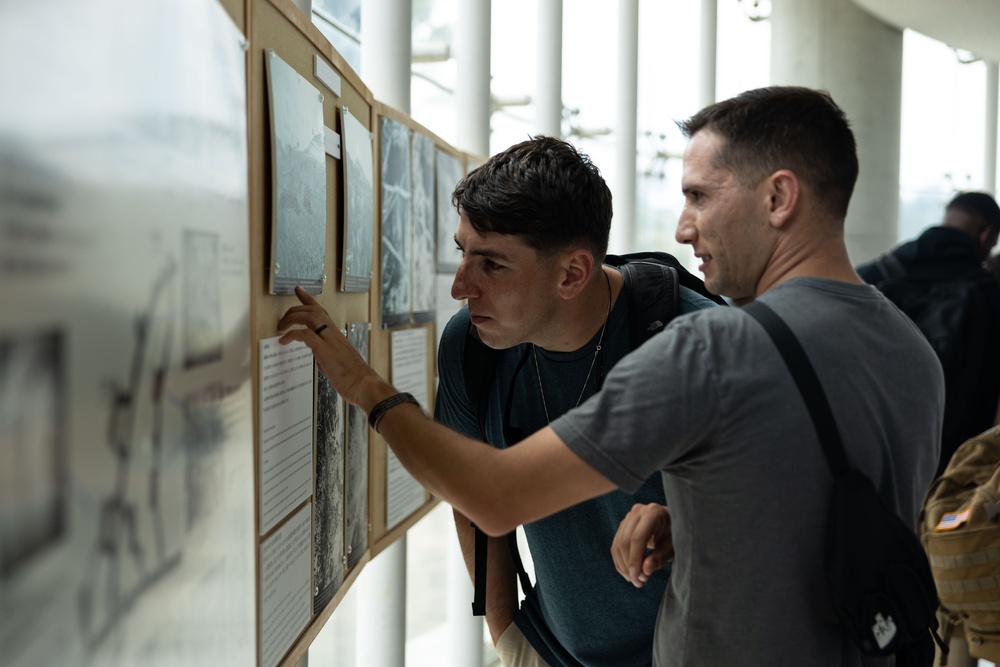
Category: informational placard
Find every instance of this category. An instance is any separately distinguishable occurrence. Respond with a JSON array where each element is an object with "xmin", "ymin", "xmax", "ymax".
[
  {"xmin": 258, "ymin": 337, "xmax": 315, "ymax": 535},
  {"xmin": 259, "ymin": 504, "xmax": 312, "ymax": 667},
  {"xmin": 386, "ymin": 328, "xmax": 429, "ymax": 528}
]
